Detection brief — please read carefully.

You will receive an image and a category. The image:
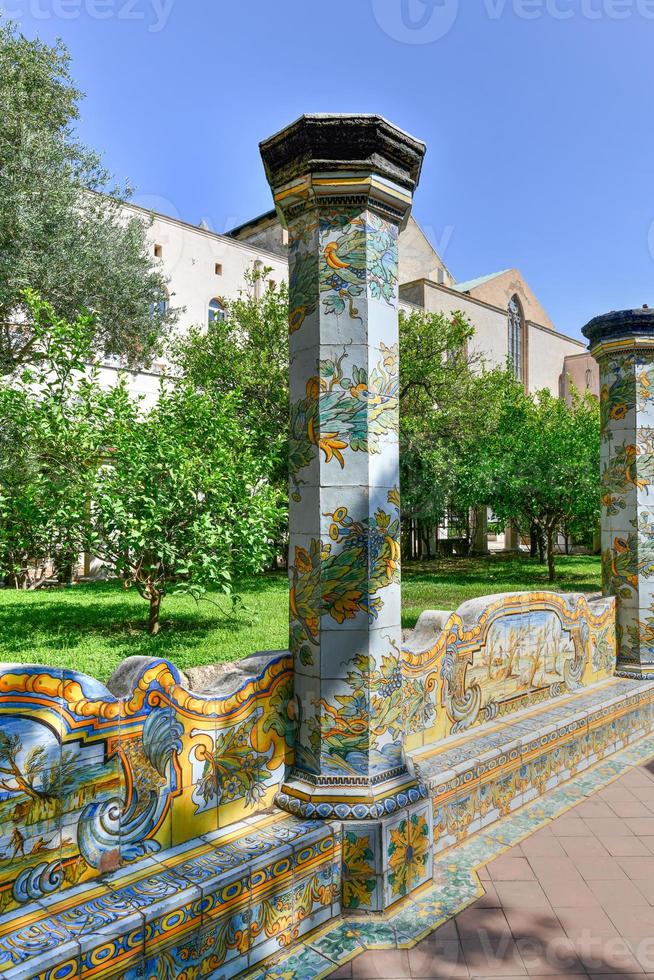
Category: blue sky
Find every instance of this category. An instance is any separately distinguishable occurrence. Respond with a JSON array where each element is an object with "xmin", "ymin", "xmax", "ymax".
[{"xmin": 7, "ymin": 0, "xmax": 654, "ymax": 339}]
